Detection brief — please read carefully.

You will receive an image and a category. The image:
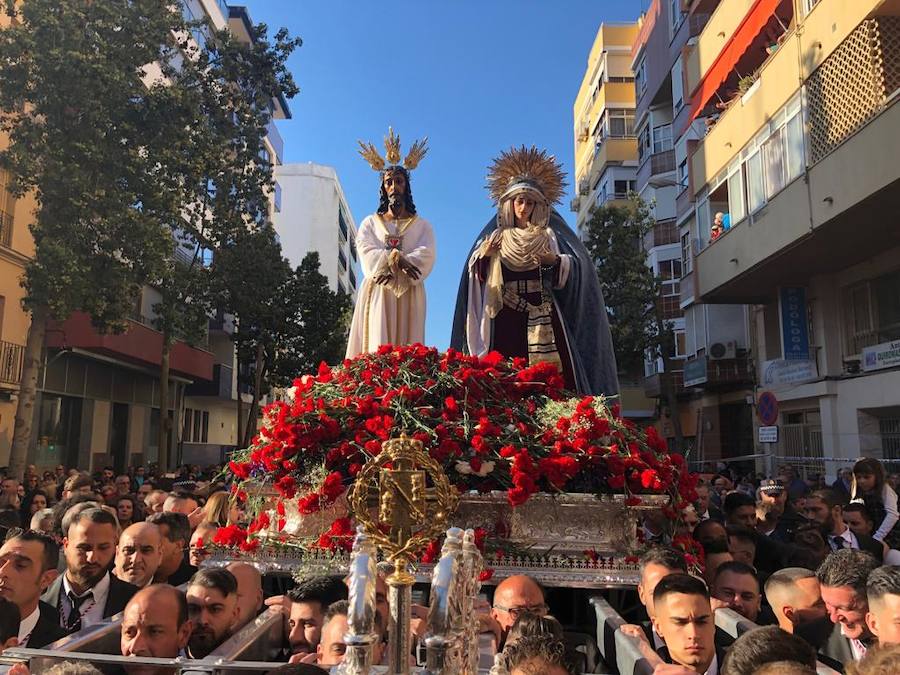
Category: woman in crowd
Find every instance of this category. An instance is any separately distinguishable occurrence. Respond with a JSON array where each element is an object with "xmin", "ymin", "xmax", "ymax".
[
  {"xmin": 202, "ymin": 490, "xmax": 242, "ymax": 527},
  {"xmin": 114, "ymin": 494, "xmax": 141, "ymax": 529}
]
